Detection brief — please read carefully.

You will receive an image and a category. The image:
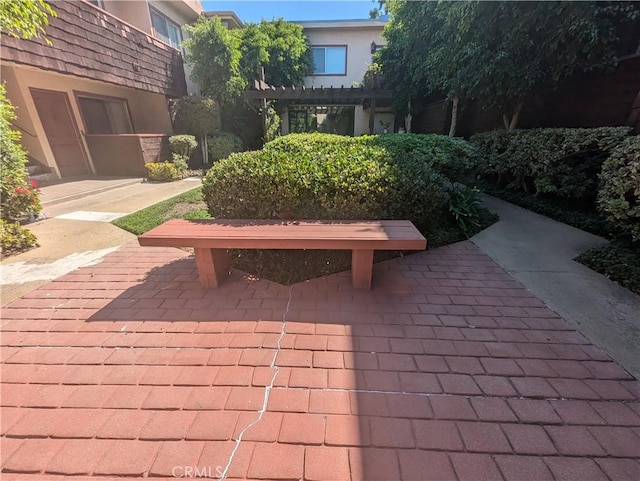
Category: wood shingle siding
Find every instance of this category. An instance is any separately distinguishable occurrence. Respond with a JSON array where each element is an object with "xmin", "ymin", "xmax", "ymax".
[{"xmin": 0, "ymin": 1, "xmax": 187, "ymax": 97}]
